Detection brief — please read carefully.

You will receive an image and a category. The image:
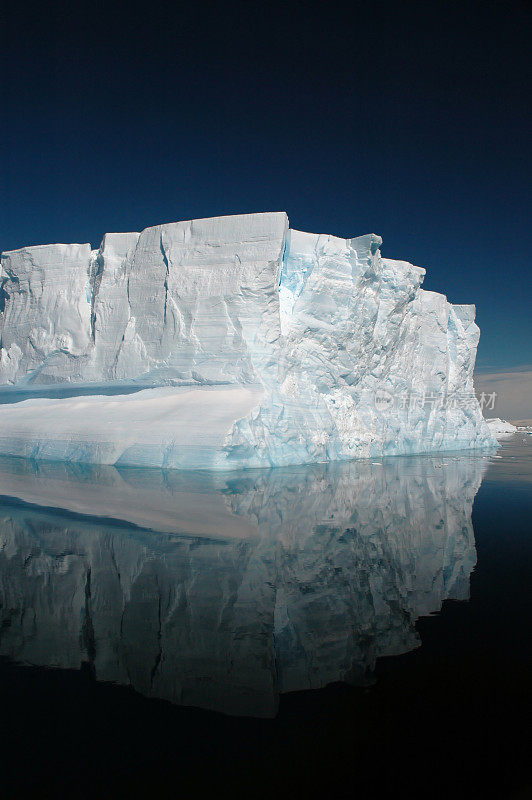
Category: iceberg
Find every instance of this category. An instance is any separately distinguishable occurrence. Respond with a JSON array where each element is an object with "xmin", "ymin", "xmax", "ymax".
[
  {"xmin": 485, "ymin": 417, "xmax": 518, "ymax": 438},
  {"xmin": 0, "ymin": 213, "xmax": 495, "ymax": 468}
]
